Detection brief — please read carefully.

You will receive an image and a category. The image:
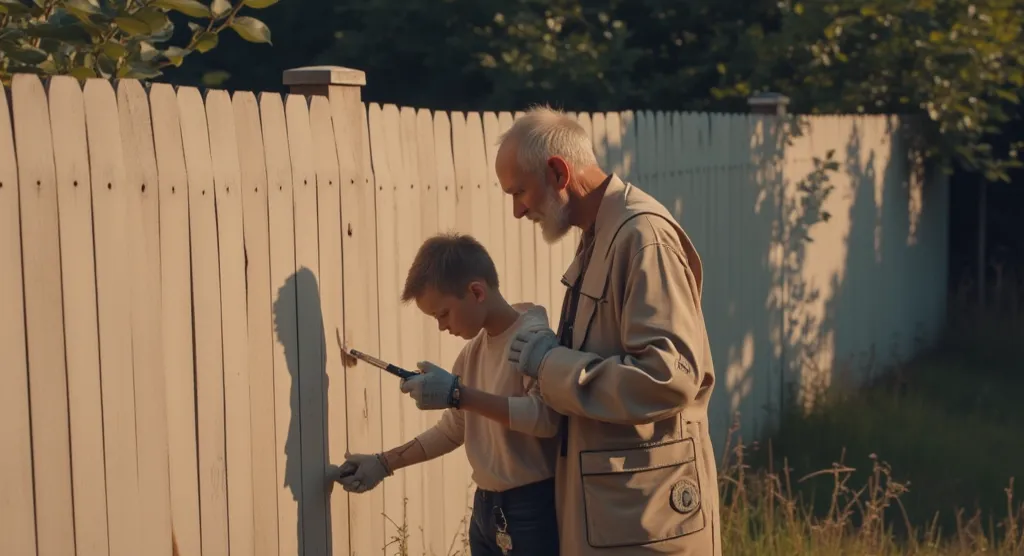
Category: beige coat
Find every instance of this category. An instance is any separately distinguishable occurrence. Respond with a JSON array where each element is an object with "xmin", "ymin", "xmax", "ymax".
[{"xmin": 535, "ymin": 175, "xmax": 721, "ymax": 555}]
